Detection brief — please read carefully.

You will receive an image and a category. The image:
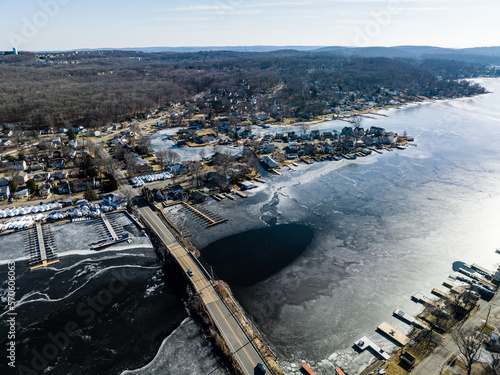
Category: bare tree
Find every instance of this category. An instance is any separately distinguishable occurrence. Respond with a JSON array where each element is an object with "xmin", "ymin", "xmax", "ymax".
[
  {"xmin": 453, "ymin": 326, "xmax": 485, "ymax": 375},
  {"xmin": 353, "ymin": 115, "xmax": 363, "ymax": 130},
  {"xmin": 165, "ymin": 150, "xmax": 180, "ymax": 167},
  {"xmin": 156, "ymin": 150, "xmax": 168, "ymax": 170},
  {"xmin": 124, "ymin": 151, "xmax": 137, "ymax": 177},
  {"xmin": 199, "ymin": 148, "xmax": 206, "ymax": 160}
]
